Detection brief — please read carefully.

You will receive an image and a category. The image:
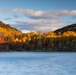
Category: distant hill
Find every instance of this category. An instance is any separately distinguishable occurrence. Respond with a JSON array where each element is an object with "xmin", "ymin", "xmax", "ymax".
[
  {"xmin": 0, "ymin": 21, "xmax": 21, "ymax": 31},
  {"xmin": 0, "ymin": 21, "xmax": 22, "ymax": 37},
  {"xmin": 54, "ymin": 24, "xmax": 76, "ymax": 34}
]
